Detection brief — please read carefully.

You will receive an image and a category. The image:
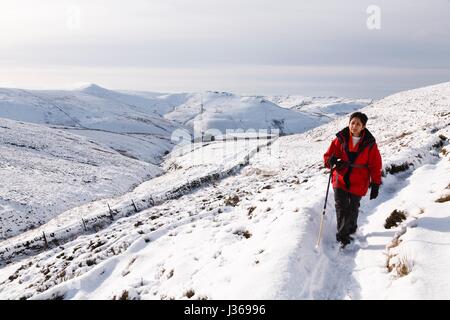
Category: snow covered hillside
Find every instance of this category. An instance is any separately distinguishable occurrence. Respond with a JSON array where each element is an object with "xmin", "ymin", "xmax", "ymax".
[
  {"xmin": 161, "ymin": 91, "xmax": 326, "ymax": 136},
  {"xmin": 79, "ymin": 84, "xmax": 180, "ymax": 117},
  {"xmin": 75, "ymin": 86, "xmax": 335, "ymax": 137},
  {"xmin": 0, "ymin": 85, "xmax": 366, "ymax": 164},
  {"xmin": 0, "ymin": 85, "xmax": 185, "ymax": 164},
  {"xmin": 0, "ymin": 82, "xmax": 448, "ymax": 300},
  {"xmin": 0, "ymin": 118, "xmax": 160, "ymax": 240},
  {"xmin": 266, "ymin": 95, "xmax": 372, "ymax": 120},
  {"xmin": 0, "ymin": 135, "xmax": 273, "ymax": 263}
]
